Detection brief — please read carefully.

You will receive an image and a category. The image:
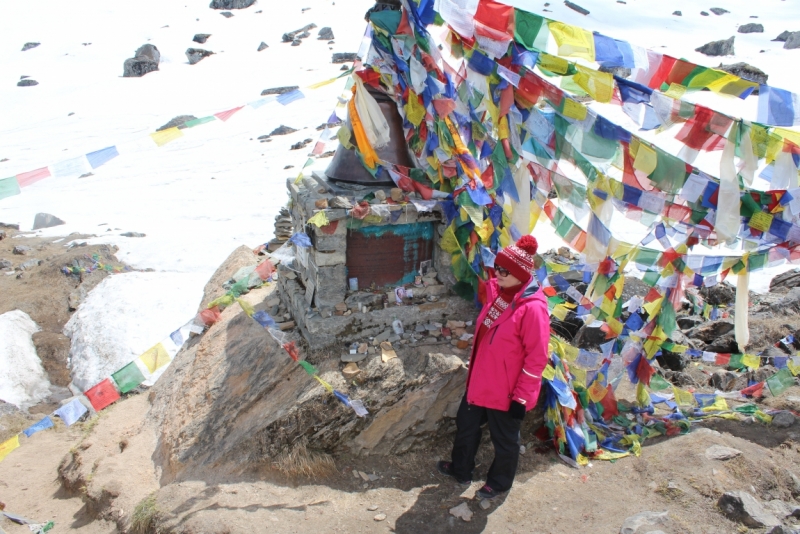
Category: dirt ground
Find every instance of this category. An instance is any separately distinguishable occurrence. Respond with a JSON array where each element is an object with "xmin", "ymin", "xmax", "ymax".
[{"xmin": 3, "ymin": 226, "xmax": 800, "ymax": 533}]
